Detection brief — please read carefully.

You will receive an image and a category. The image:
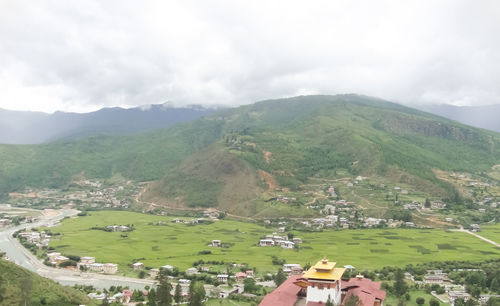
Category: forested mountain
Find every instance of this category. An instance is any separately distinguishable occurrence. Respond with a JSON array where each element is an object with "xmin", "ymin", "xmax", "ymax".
[
  {"xmin": 0, "ymin": 103, "xmax": 216, "ymax": 144},
  {"xmin": 1, "ymin": 95, "xmax": 499, "ymax": 216}
]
